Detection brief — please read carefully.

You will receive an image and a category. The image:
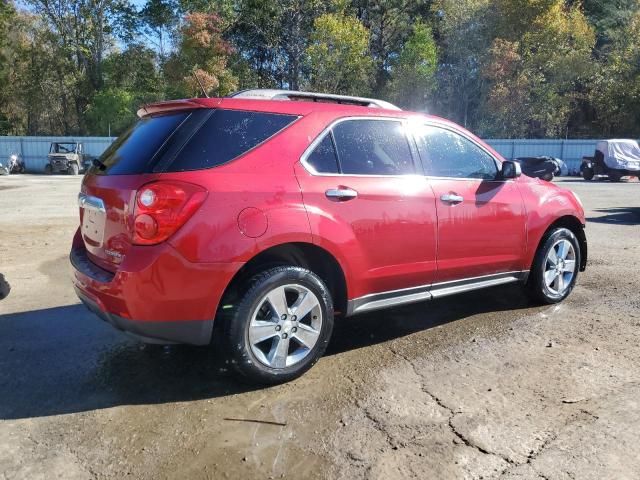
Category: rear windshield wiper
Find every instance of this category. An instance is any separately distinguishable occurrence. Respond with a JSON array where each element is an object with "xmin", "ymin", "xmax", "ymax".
[{"xmin": 92, "ymin": 158, "xmax": 107, "ymax": 171}]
